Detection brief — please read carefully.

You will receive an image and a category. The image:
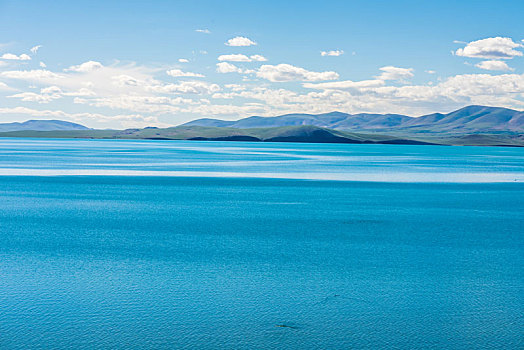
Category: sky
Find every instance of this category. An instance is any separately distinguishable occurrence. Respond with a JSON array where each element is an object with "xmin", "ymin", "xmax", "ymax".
[{"xmin": 0, "ymin": 0, "xmax": 523, "ymax": 128}]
